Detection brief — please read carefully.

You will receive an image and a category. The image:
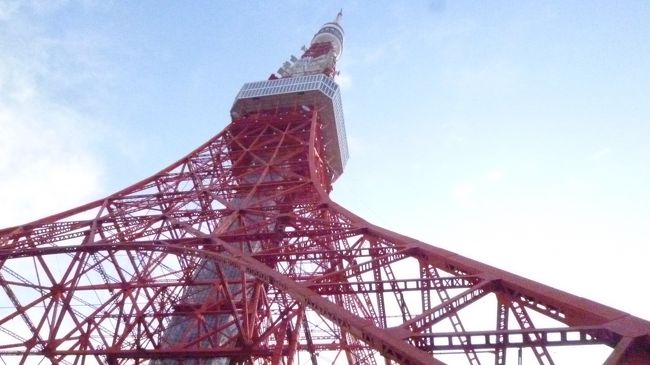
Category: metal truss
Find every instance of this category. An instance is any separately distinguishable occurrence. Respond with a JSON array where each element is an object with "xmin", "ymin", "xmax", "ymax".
[{"xmin": 1, "ymin": 106, "xmax": 649, "ymax": 365}]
